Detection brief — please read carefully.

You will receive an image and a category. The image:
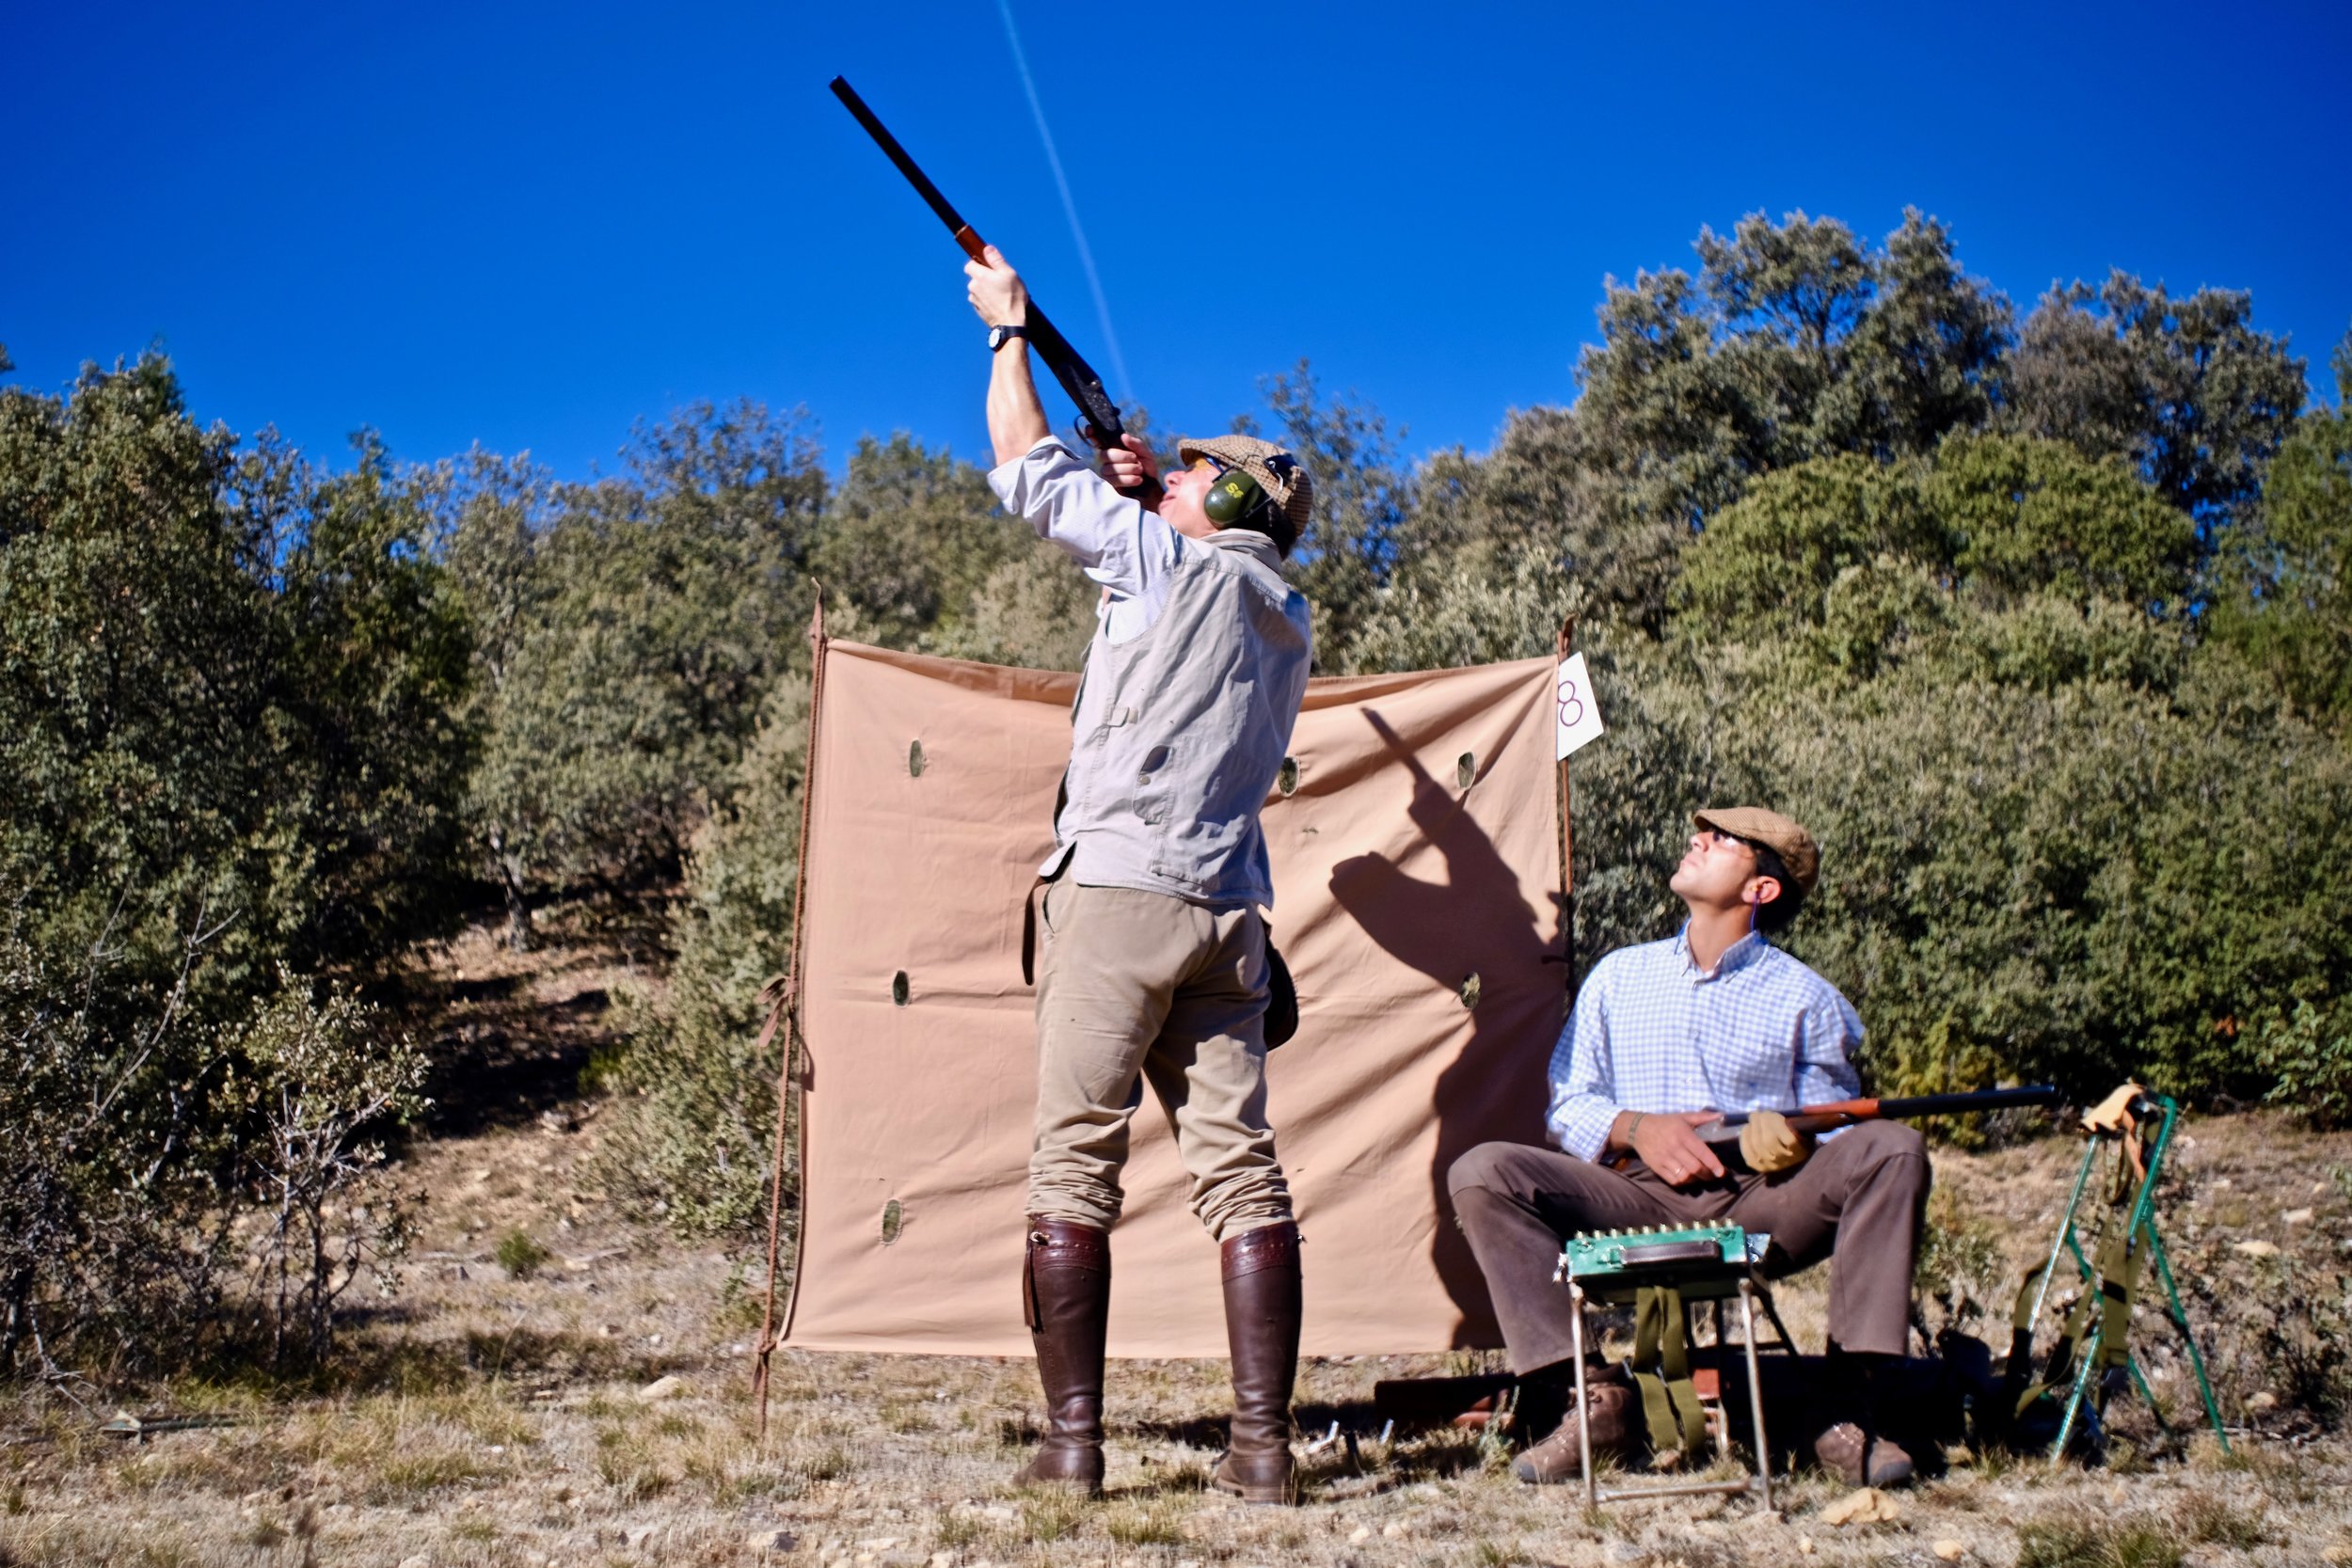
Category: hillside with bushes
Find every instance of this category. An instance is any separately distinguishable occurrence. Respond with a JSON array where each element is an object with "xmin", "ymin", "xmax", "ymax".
[{"xmin": 4, "ymin": 210, "xmax": 2348, "ymax": 1377}]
